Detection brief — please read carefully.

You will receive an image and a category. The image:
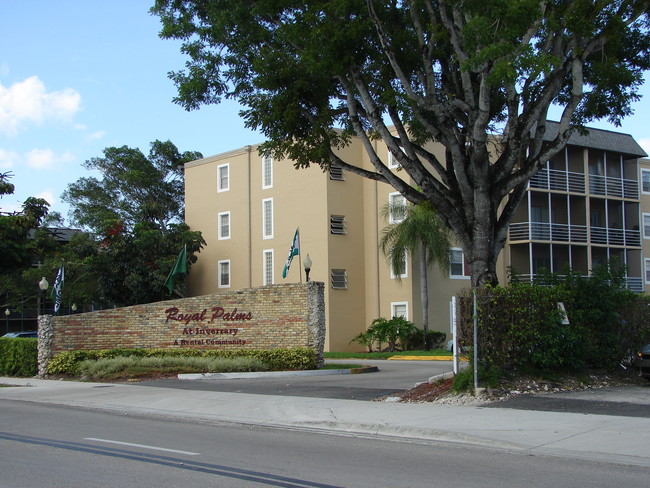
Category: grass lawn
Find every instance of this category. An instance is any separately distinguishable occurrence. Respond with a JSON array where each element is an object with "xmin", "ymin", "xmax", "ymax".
[{"xmin": 324, "ymin": 349, "xmax": 452, "ymax": 360}]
